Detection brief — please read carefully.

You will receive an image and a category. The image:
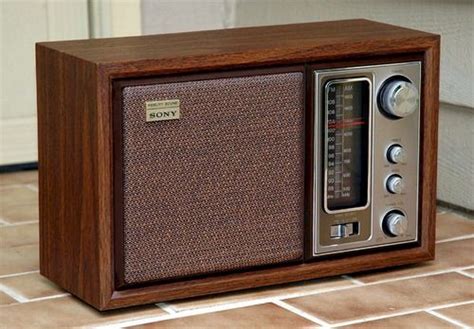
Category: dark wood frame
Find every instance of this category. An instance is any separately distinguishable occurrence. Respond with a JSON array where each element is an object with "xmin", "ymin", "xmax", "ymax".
[{"xmin": 36, "ymin": 19, "xmax": 440, "ymax": 310}]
